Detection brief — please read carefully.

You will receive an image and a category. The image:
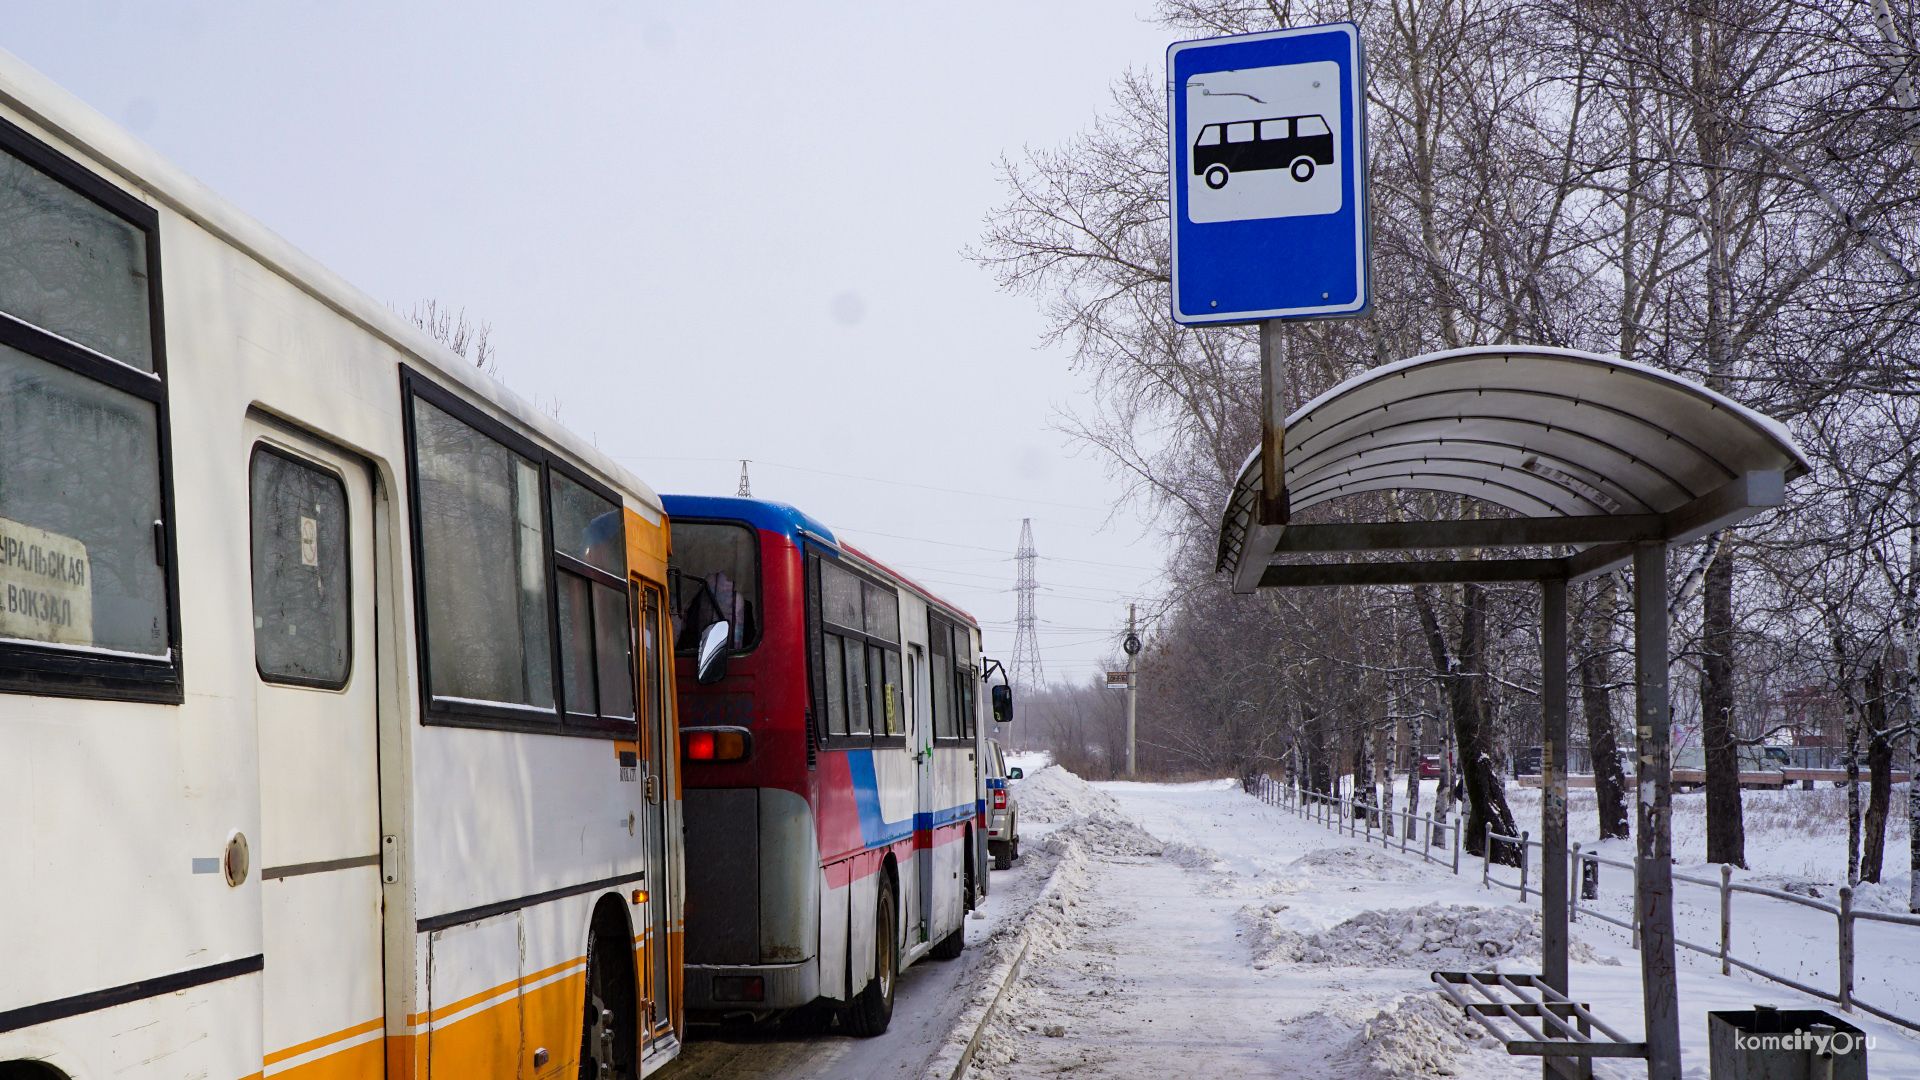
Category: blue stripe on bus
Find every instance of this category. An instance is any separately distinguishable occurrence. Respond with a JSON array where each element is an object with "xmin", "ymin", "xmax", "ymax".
[
  {"xmin": 912, "ymin": 805, "xmax": 976, "ymax": 831},
  {"xmin": 846, "ymin": 750, "xmax": 977, "ymax": 847}
]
